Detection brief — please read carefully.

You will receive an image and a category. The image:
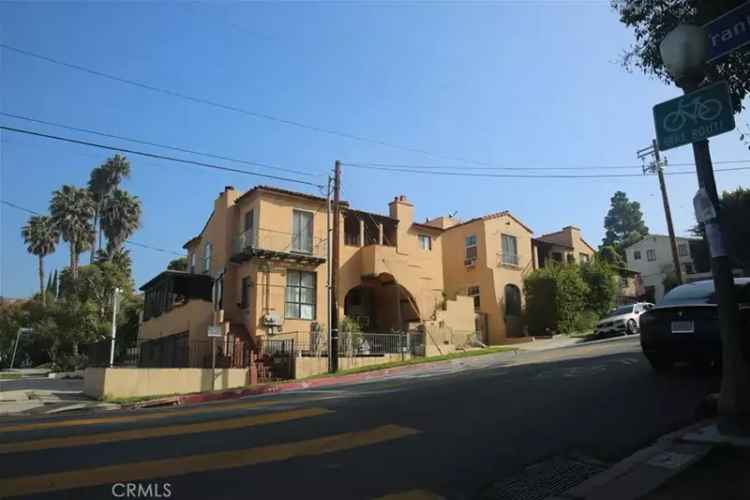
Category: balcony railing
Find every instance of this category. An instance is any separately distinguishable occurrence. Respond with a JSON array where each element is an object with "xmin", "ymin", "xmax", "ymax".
[
  {"xmin": 232, "ymin": 228, "xmax": 327, "ymax": 262},
  {"xmin": 499, "ymin": 252, "xmax": 520, "ymax": 266}
]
